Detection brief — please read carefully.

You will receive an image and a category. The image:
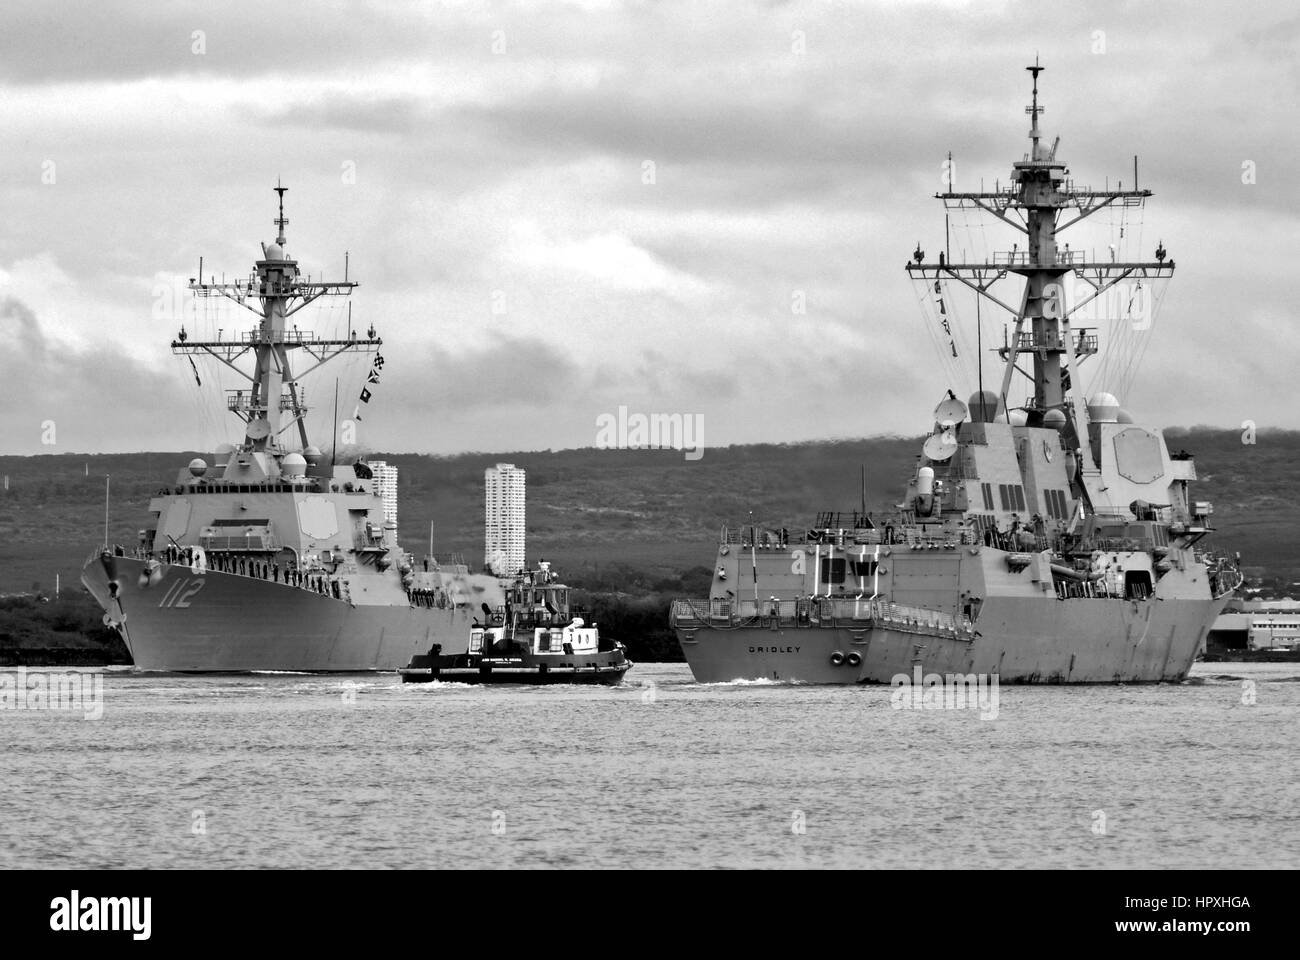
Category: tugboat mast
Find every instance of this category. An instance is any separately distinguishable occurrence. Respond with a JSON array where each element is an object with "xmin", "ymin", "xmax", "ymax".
[
  {"xmin": 906, "ymin": 60, "xmax": 1175, "ymax": 477},
  {"xmin": 172, "ymin": 182, "xmax": 378, "ymax": 455}
]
